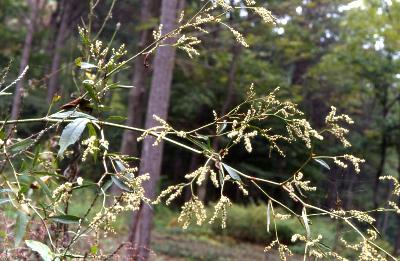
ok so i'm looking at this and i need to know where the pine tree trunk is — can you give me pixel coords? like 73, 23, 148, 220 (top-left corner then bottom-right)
393, 144, 400, 256
127, 0, 182, 259
120, 0, 154, 157
46, 0, 72, 102
10, 0, 39, 121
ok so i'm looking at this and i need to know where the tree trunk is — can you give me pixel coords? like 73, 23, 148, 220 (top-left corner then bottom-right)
120, 0, 154, 157
10, 0, 40, 122
46, 0, 72, 102
127, 0, 182, 259
393, 144, 400, 256
374, 132, 388, 213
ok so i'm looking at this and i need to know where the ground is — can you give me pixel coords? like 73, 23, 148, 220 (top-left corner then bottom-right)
149, 231, 302, 261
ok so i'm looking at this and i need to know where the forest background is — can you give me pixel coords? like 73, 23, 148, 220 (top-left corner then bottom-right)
1, 0, 400, 260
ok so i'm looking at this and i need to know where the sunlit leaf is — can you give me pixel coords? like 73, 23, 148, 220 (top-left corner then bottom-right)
58, 118, 90, 157
75, 57, 97, 70
222, 163, 242, 181
217, 121, 228, 134
25, 240, 56, 261
266, 200, 271, 233
302, 207, 310, 238
49, 111, 96, 120
314, 158, 330, 170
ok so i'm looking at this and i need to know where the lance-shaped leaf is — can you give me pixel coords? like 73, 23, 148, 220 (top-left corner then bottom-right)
15, 211, 29, 246
75, 57, 97, 70
58, 118, 90, 157
111, 175, 133, 192
222, 163, 242, 181
50, 215, 81, 224
314, 158, 330, 170
49, 111, 96, 120
266, 200, 271, 233
25, 240, 56, 261
82, 79, 99, 104
302, 207, 311, 238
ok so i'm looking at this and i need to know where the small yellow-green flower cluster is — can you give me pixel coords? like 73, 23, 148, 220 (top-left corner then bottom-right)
153, 184, 185, 205
264, 240, 293, 261
331, 209, 375, 224
325, 106, 354, 147
90, 174, 150, 233
52, 182, 73, 209
173, 35, 201, 58
209, 195, 231, 228
284, 172, 316, 200
81, 136, 109, 162
89, 40, 127, 72
340, 230, 386, 261
334, 154, 365, 173
184, 165, 219, 187
178, 197, 207, 229
137, 114, 174, 146
379, 175, 400, 196
379, 176, 400, 213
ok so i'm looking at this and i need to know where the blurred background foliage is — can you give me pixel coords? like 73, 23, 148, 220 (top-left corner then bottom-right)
1, 0, 400, 258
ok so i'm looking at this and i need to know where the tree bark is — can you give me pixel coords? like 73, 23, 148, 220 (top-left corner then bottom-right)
393, 143, 400, 255
127, 0, 182, 259
10, 0, 40, 122
120, 0, 154, 157
46, 0, 72, 102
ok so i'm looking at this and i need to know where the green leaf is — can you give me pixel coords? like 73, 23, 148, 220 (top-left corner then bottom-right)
25, 240, 55, 261
82, 80, 99, 104
111, 160, 134, 192
0, 92, 12, 96
33, 177, 52, 198
49, 111, 96, 120
50, 215, 81, 224
15, 211, 28, 246
111, 175, 133, 192
58, 118, 90, 157
87, 123, 97, 137
314, 158, 330, 170
0, 129, 5, 140
32, 146, 40, 168
106, 116, 127, 122
90, 245, 98, 255
9, 138, 33, 153
101, 179, 114, 192
221, 163, 242, 181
